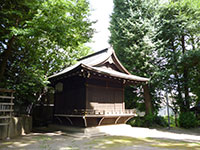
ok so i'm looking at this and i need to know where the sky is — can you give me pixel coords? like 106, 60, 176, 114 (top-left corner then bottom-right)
87, 0, 114, 52
86, 0, 169, 52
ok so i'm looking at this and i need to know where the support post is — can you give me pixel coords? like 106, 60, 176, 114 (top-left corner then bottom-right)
166, 92, 171, 129
143, 84, 152, 115
83, 116, 87, 127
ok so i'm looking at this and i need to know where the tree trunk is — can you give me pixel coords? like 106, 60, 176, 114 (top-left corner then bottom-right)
172, 41, 185, 112
143, 84, 152, 115
175, 112, 178, 127
174, 70, 186, 112
191, 35, 195, 50
181, 35, 189, 111
0, 36, 15, 83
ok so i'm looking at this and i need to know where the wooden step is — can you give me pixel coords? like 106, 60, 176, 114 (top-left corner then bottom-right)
0, 103, 14, 105
0, 96, 14, 99
0, 109, 13, 112
0, 116, 11, 119
0, 123, 9, 126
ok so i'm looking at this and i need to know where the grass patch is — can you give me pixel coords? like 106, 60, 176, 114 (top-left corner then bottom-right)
86, 136, 150, 149
148, 138, 200, 150
0, 142, 13, 149
1, 134, 199, 150
86, 136, 200, 150
33, 135, 52, 141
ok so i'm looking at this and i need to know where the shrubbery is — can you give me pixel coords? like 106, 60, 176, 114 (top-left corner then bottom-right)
128, 114, 168, 127
128, 111, 199, 128
164, 116, 177, 127
178, 112, 198, 128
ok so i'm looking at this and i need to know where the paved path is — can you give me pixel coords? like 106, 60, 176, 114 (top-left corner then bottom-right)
96, 125, 200, 142
0, 125, 200, 150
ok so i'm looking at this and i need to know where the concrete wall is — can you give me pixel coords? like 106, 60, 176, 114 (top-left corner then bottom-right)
0, 116, 32, 140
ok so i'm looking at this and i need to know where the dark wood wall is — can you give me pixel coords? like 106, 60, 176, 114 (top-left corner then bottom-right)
54, 76, 126, 114
54, 76, 86, 114
86, 78, 125, 111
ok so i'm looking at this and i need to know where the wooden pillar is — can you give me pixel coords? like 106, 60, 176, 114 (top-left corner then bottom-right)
143, 84, 152, 115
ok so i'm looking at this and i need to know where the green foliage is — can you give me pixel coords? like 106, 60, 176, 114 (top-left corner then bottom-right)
110, 0, 200, 117
180, 50, 200, 102
128, 114, 168, 127
109, 0, 160, 111
178, 112, 198, 128
154, 115, 168, 127
128, 117, 144, 127
155, 0, 200, 112
110, 0, 157, 77
144, 114, 155, 127
164, 116, 177, 127
124, 86, 146, 112
0, 0, 94, 113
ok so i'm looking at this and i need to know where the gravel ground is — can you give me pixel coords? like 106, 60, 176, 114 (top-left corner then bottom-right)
0, 125, 200, 150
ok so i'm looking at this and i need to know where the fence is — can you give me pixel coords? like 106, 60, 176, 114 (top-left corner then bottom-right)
0, 88, 15, 138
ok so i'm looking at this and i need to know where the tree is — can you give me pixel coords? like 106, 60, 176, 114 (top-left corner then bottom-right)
0, 0, 94, 112
155, 0, 200, 112
110, 0, 200, 117
181, 50, 200, 103
109, 0, 158, 113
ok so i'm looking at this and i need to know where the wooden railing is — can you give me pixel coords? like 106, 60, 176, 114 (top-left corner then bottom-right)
0, 89, 15, 126
56, 109, 137, 116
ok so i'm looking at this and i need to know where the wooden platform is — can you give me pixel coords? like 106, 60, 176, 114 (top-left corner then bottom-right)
54, 109, 136, 127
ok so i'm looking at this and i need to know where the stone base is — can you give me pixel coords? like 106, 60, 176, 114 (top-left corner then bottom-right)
0, 116, 32, 140
48, 124, 132, 137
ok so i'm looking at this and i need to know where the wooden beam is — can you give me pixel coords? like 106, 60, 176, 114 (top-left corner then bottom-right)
0, 89, 15, 93
54, 114, 135, 117
0, 96, 15, 99
0, 103, 14, 105
0, 123, 9, 126
86, 84, 123, 90
64, 116, 73, 125
115, 116, 121, 124
0, 116, 11, 119
0, 109, 14, 112
83, 116, 87, 127
98, 117, 105, 126
124, 116, 134, 124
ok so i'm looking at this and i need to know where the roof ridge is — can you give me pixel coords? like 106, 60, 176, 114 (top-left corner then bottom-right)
78, 48, 108, 61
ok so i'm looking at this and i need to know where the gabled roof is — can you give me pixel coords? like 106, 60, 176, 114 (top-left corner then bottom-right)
49, 47, 149, 83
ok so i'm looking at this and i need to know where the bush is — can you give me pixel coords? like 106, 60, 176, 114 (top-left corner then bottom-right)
164, 116, 176, 127
128, 116, 144, 127
154, 115, 168, 127
178, 112, 198, 128
128, 114, 168, 127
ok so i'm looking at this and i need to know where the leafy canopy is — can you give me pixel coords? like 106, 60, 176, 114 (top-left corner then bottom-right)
0, 0, 94, 110
109, 0, 200, 115
109, 0, 158, 112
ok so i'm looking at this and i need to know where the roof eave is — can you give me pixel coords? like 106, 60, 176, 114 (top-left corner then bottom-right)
81, 64, 149, 83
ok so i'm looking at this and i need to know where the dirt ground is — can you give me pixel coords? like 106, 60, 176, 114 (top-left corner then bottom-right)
0, 125, 200, 150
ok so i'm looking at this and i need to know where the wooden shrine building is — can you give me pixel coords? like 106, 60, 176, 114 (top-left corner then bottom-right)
49, 47, 150, 127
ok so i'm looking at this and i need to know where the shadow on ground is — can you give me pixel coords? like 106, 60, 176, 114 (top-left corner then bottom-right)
0, 126, 200, 150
